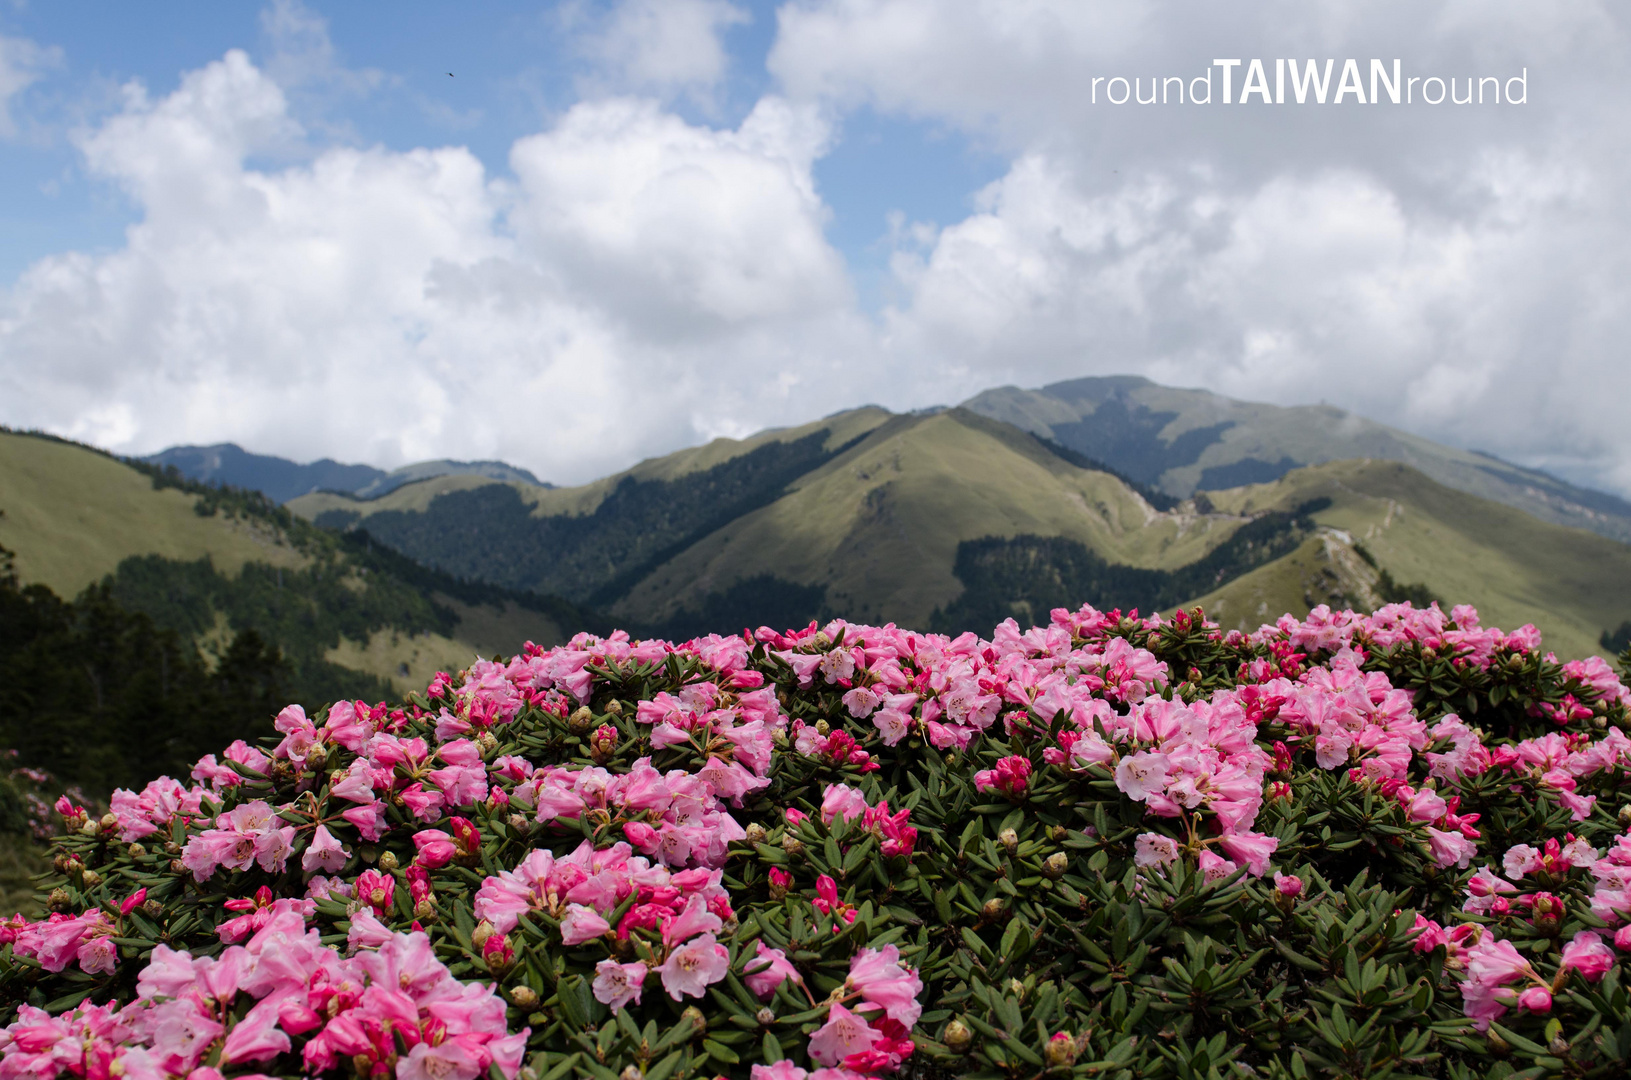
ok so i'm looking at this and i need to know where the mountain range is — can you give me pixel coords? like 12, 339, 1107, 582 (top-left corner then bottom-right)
145, 443, 548, 504
7, 375, 1629, 681
962, 376, 1631, 544
271, 379, 1631, 661
0, 428, 588, 708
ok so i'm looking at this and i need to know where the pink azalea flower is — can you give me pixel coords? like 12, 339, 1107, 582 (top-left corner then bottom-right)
1134, 833, 1181, 868
398, 1038, 482, 1080
743, 941, 803, 999
412, 829, 457, 870
1113, 751, 1169, 802
820, 784, 870, 825
592, 960, 648, 1009
1559, 930, 1617, 982
301, 824, 351, 874
845, 944, 923, 1028
1424, 827, 1477, 870
807, 1002, 883, 1066
974, 755, 1032, 798
1517, 986, 1552, 1013
750, 1064, 809, 1080
1217, 832, 1279, 878
656, 932, 729, 1000
559, 905, 611, 946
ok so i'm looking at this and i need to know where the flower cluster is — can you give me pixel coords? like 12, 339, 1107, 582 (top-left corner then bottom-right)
5, 597, 1631, 1079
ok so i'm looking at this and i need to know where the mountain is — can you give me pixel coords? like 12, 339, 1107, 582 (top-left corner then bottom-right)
145, 443, 548, 503
961, 375, 1631, 544
284, 404, 1631, 661
0, 429, 591, 707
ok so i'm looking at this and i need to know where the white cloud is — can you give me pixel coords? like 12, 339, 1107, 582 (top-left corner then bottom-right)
577, 0, 751, 105
508, 95, 846, 333
0, 33, 62, 137
0, 49, 870, 484
763, 0, 1631, 494
7, 0, 1631, 505
869, 148, 1631, 493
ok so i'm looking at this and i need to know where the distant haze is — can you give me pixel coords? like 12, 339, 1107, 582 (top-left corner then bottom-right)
1, 2, 1628, 497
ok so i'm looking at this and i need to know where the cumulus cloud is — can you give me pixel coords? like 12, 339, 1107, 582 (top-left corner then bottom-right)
0, 33, 62, 138
768, 0, 1631, 494
5, 0, 1631, 500
0, 48, 871, 483
576, 0, 751, 105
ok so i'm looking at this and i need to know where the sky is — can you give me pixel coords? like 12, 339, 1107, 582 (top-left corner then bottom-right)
1, 2, 1628, 496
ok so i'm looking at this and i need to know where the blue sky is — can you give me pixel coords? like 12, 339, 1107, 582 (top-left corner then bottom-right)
2, 1, 1628, 497
0, 2, 1002, 296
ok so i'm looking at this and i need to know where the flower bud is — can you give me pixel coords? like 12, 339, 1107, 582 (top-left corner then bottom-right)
414, 899, 435, 919
509, 985, 539, 1009
1007, 977, 1026, 1001
47, 887, 71, 912
782, 835, 805, 858
998, 828, 1019, 855
170, 859, 187, 876
604, 700, 623, 716
142, 899, 165, 919
982, 897, 1006, 921
100, 812, 118, 831
620, 1068, 643, 1080
80, 869, 101, 888
475, 731, 499, 756
744, 823, 767, 844
471, 920, 496, 947
80, 820, 99, 837
756, 1008, 775, 1026
128, 843, 147, 859
589, 724, 619, 763
1045, 1032, 1080, 1068
815, 719, 830, 737
1042, 852, 1068, 879
377, 850, 399, 871
942, 1019, 973, 1054
304, 745, 327, 772
1048, 825, 1068, 842
509, 813, 529, 833
681, 1005, 707, 1036
164, 841, 181, 856
354, 1054, 375, 1075
1618, 804, 1631, 829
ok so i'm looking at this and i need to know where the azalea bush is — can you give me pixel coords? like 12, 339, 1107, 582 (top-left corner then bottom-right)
5, 599, 1631, 1079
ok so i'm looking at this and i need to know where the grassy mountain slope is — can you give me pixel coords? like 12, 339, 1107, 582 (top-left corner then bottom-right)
0, 431, 304, 598
286, 408, 897, 607
288, 406, 893, 524
963, 376, 1631, 543
1188, 460, 1631, 660
609, 409, 1244, 629
0, 431, 585, 700
278, 402, 1631, 661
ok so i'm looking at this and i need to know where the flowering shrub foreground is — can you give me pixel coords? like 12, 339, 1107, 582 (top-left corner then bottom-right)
4, 600, 1631, 1079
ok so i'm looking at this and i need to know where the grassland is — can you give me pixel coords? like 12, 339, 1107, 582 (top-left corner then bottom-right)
1193, 460, 1631, 660
610, 409, 1247, 628
0, 433, 574, 702
0, 431, 306, 598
